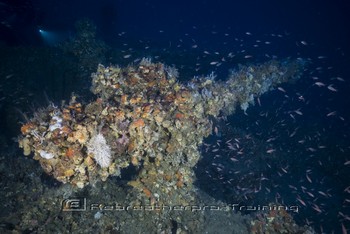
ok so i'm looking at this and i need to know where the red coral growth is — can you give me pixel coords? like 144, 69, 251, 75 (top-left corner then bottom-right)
20, 122, 36, 135
175, 112, 184, 119
65, 148, 75, 158
143, 187, 152, 198
130, 119, 145, 128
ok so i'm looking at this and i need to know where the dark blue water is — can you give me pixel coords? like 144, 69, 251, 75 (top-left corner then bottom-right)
1, 0, 349, 233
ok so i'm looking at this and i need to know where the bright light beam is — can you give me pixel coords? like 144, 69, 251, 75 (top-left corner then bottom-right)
38, 28, 71, 46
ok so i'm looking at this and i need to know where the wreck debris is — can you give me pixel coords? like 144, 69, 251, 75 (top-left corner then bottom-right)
18, 58, 305, 204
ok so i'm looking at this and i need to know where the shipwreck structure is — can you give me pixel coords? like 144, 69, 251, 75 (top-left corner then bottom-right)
19, 58, 305, 206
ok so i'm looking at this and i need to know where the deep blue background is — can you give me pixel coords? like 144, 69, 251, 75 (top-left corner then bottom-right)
2, 0, 350, 83
1, 0, 349, 53
1, 0, 350, 233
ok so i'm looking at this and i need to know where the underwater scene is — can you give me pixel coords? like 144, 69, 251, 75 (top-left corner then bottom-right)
0, 0, 349, 233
